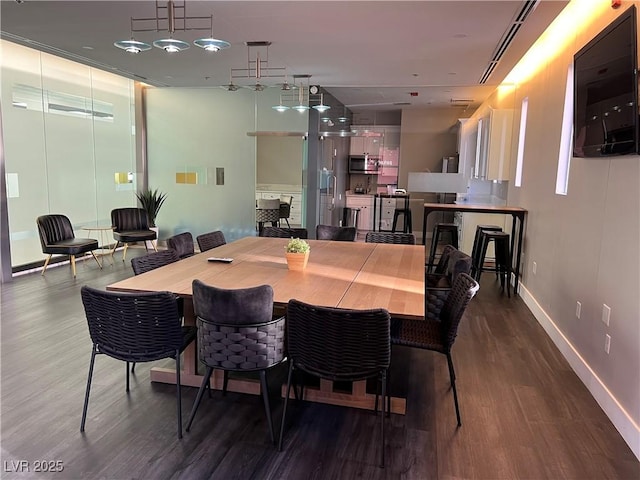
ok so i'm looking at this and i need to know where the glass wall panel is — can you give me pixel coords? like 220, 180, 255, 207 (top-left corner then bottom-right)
0, 40, 136, 268
145, 87, 308, 242
1, 42, 49, 266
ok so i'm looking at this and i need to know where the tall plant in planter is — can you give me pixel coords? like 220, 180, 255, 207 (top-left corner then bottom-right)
136, 188, 167, 228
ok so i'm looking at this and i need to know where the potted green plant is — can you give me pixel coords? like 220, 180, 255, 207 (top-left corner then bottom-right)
285, 238, 310, 271
136, 188, 167, 228
136, 188, 167, 249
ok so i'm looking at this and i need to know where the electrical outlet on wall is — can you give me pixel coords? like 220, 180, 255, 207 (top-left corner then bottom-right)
532, 261, 537, 275
605, 334, 611, 354
576, 301, 581, 319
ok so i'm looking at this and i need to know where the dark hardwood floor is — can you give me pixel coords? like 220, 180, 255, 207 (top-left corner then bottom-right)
1, 247, 638, 479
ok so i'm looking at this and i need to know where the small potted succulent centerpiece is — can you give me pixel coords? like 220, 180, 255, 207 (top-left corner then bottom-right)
136, 188, 167, 249
285, 238, 311, 271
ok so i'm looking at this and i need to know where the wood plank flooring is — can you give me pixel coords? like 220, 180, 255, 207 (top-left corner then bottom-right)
1, 248, 638, 479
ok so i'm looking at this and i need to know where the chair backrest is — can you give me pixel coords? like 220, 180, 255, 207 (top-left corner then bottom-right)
440, 273, 479, 349
196, 230, 226, 252
111, 208, 150, 232
257, 198, 281, 210
191, 279, 284, 370
365, 232, 416, 244
434, 244, 457, 274
279, 195, 293, 205
36, 214, 75, 248
445, 249, 472, 282
166, 232, 195, 259
286, 299, 390, 381
315, 224, 357, 242
131, 249, 180, 275
260, 227, 309, 239
80, 285, 183, 362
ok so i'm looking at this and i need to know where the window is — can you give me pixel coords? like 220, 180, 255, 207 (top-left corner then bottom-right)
556, 65, 573, 195
514, 97, 528, 187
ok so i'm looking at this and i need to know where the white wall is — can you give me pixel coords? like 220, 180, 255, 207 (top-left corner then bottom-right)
472, 1, 639, 458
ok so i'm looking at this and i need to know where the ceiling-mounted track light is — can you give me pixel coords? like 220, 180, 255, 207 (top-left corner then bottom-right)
114, 1, 229, 55
229, 41, 287, 90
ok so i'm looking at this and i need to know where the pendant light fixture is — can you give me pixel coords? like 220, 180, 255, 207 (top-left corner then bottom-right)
292, 74, 310, 113
114, 1, 229, 55
312, 94, 331, 113
272, 94, 290, 112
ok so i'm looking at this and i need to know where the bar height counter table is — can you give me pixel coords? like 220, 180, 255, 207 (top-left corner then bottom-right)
421, 203, 527, 294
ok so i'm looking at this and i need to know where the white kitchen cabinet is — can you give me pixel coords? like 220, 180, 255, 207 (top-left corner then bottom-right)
474, 109, 514, 181
346, 195, 374, 231
377, 197, 396, 231
350, 135, 383, 157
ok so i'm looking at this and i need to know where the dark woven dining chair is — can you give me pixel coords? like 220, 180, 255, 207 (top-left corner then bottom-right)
433, 244, 457, 274
425, 248, 473, 321
186, 280, 286, 444
365, 232, 416, 245
129, 249, 182, 374
391, 273, 479, 426
196, 230, 226, 252
80, 286, 197, 439
315, 224, 357, 241
131, 249, 180, 275
260, 226, 309, 239
278, 299, 390, 467
166, 231, 195, 259
110, 207, 157, 261
36, 214, 102, 277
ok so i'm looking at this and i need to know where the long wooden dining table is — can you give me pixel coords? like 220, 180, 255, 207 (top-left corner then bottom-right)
107, 236, 425, 414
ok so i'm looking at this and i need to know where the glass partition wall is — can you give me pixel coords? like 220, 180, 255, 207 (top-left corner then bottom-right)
0, 40, 310, 278
0, 40, 137, 272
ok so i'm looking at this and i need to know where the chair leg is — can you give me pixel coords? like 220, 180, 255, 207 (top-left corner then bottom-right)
186, 366, 214, 432
122, 243, 129, 262
222, 370, 229, 396
126, 362, 130, 392
70, 255, 77, 278
175, 349, 183, 439
259, 370, 276, 444
285, 218, 290, 228
80, 346, 97, 432
380, 369, 387, 468
131, 363, 136, 373
90, 251, 103, 269
41, 254, 52, 275
278, 361, 295, 451
446, 353, 462, 427
110, 241, 120, 259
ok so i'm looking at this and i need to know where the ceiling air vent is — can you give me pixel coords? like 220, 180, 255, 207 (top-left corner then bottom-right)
450, 99, 473, 108
478, 0, 540, 84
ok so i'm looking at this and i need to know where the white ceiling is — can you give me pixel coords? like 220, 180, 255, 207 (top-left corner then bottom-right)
0, 0, 568, 113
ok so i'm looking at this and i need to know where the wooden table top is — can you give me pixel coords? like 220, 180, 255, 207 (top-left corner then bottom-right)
107, 236, 425, 319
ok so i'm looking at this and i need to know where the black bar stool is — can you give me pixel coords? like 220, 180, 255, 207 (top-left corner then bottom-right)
470, 224, 503, 279
427, 223, 459, 272
392, 208, 412, 233
476, 230, 511, 297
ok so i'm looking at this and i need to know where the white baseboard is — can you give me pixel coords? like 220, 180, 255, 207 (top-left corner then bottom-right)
519, 284, 640, 461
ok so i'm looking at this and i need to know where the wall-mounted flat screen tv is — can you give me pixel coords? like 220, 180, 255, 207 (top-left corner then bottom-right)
573, 5, 638, 157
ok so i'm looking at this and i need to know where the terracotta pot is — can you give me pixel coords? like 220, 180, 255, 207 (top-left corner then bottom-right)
286, 251, 309, 271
